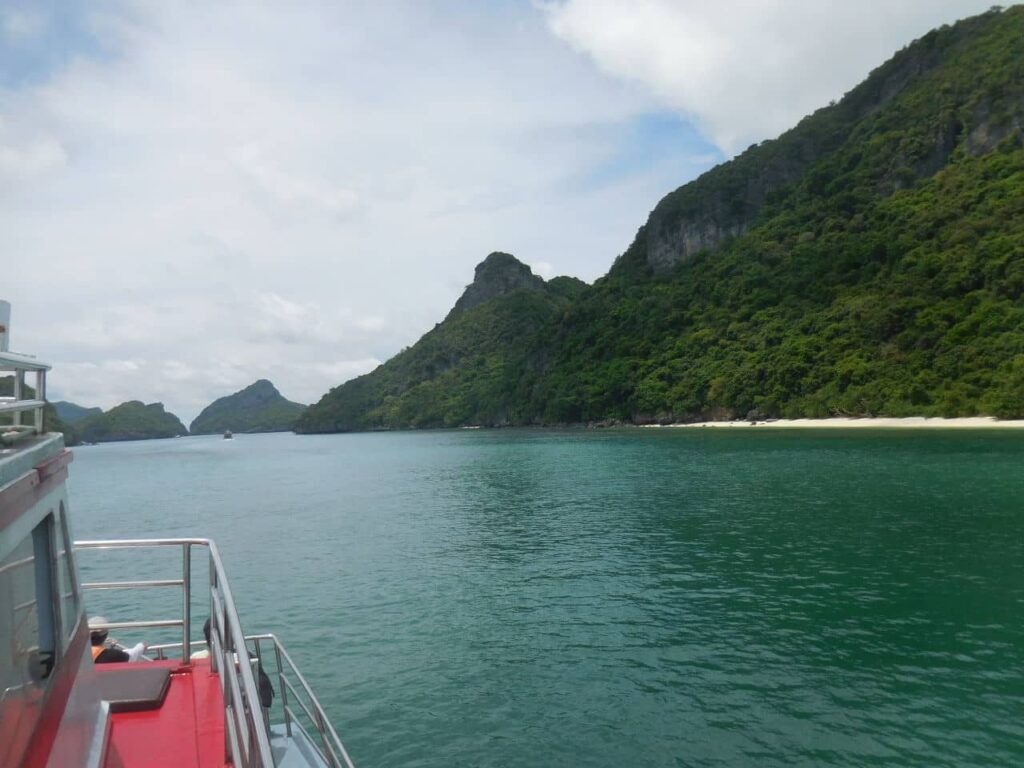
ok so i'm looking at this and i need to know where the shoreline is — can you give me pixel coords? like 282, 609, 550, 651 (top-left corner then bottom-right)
642, 417, 1024, 430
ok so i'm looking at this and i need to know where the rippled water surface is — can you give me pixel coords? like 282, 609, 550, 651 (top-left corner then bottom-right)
70, 429, 1024, 767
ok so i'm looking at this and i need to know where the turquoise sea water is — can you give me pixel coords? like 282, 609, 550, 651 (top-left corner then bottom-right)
69, 429, 1024, 767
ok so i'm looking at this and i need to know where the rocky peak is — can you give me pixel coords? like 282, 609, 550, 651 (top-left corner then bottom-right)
188, 379, 305, 434
446, 252, 545, 320
240, 379, 280, 403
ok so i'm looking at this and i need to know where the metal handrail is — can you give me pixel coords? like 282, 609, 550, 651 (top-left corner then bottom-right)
247, 633, 356, 768
82, 578, 184, 590
0, 350, 49, 435
0, 350, 51, 372
75, 538, 276, 768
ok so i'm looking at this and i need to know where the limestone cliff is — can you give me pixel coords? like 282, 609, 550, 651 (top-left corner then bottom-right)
638, 9, 1021, 273
445, 252, 546, 321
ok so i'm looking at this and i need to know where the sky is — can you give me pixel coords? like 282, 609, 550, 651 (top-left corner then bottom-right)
1, 0, 998, 423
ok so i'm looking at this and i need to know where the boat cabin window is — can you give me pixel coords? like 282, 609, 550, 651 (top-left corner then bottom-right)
0, 515, 60, 767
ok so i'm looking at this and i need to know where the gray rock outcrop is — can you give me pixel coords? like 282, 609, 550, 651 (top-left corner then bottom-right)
445, 252, 545, 320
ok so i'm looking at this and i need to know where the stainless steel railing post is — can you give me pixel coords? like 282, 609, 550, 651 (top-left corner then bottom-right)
182, 542, 192, 664
35, 370, 45, 433
39, 370, 45, 432
1, 346, 52, 432
274, 640, 292, 737
209, 550, 218, 673
208, 540, 274, 766
12, 369, 22, 426
250, 632, 355, 768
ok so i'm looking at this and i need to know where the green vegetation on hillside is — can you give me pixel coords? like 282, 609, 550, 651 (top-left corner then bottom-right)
190, 380, 306, 434
538, 146, 1024, 422
297, 269, 584, 431
298, 7, 1024, 432
78, 401, 188, 443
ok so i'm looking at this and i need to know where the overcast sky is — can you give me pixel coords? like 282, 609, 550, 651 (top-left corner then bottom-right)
1, 0, 996, 423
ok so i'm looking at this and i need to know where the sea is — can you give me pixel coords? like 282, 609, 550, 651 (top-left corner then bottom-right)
69, 428, 1024, 767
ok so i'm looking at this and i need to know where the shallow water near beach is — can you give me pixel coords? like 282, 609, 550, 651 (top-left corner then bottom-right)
69, 428, 1024, 767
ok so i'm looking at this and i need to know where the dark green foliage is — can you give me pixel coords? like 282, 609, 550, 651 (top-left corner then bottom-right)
535, 145, 1024, 422
545, 276, 589, 301
190, 380, 306, 434
77, 401, 188, 443
297, 285, 575, 431
299, 7, 1024, 431
47, 406, 79, 445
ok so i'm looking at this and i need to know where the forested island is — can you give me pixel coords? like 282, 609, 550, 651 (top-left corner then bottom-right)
25, 380, 303, 444
76, 401, 188, 443
190, 380, 306, 434
3, 377, 194, 446
296, 8, 1024, 433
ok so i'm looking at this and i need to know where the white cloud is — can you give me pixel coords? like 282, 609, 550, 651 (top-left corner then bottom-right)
4, 1, 672, 421
30, 291, 387, 417
0, 135, 66, 178
230, 143, 359, 218
540, 0, 998, 154
531, 261, 556, 279
56, 355, 381, 421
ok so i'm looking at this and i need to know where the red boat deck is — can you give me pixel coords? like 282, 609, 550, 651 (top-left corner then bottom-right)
103, 659, 227, 768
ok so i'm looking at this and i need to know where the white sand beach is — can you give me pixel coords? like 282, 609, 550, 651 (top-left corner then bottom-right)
646, 417, 1024, 429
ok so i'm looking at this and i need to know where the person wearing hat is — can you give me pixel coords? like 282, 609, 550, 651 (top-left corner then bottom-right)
89, 616, 147, 663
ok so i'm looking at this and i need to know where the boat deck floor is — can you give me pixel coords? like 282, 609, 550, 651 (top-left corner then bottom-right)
103, 658, 227, 768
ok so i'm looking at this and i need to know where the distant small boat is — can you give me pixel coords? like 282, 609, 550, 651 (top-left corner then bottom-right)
223, 429, 233, 439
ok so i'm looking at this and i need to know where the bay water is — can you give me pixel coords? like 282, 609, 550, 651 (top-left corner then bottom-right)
69, 429, 1024, 767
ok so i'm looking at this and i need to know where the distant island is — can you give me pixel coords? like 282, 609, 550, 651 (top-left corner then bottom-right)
19, 381, 306, 444
297, 7, 1024, 433
77, 401, 188, 443
4, 378, 194, 445
53, 401, 103, 424
190, 379, 306, 434
8, 380, 305, 445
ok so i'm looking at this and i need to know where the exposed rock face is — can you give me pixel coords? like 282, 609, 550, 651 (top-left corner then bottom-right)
189, 379, 306, 434
644, 147, 824, 273
641, 10, 1014, 273
646, 215, 750, 273
445, 252, 545, 320
965, 95, 1024, 156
